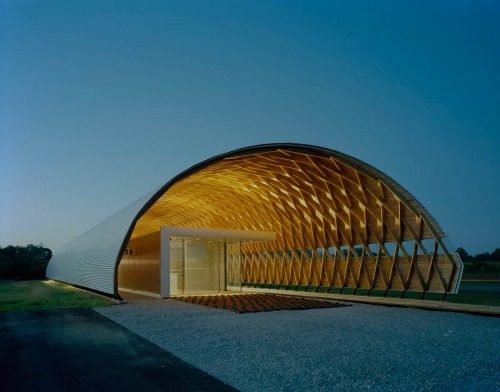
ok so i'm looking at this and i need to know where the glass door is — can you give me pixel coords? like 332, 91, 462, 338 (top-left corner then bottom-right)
184, 238, 222, 294
169, 236, 242, 295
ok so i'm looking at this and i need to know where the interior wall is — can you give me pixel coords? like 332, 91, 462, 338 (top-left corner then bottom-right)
118, 231, 160, 295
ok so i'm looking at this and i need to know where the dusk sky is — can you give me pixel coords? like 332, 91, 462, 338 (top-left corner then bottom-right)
1, 1, 499, 255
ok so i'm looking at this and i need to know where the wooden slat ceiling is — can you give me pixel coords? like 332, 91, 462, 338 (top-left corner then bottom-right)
131, 149, 441, 250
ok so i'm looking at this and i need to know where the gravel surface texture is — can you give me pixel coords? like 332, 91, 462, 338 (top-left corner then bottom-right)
96, 296, 499, 391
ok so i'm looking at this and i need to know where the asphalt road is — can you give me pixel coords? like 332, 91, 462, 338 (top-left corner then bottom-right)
0, 308, 237, 392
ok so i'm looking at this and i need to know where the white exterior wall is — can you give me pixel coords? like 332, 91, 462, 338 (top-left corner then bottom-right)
46, 189, 158, 295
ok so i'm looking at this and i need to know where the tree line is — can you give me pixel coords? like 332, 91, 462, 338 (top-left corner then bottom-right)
457, 247, 500, 277
0, 244, 52, 280
456, 247, 500, 263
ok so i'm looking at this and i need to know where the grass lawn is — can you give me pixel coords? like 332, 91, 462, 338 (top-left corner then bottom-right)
459, 279, 500, 286
0, 279, 115, 311
445, 280, 500, 306
445, 291, 500, 306
369, 288, 500, 307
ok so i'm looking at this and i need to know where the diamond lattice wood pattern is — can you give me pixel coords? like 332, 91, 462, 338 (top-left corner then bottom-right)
127, 147, 462, 294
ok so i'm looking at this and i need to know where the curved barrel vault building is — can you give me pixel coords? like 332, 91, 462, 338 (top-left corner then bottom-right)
46, 143, 463, 299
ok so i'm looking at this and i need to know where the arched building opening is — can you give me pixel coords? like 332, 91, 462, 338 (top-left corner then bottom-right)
47, 144, 463, 299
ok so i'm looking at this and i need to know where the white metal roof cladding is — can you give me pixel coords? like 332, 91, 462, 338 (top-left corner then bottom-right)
46, 188, 159, 295
46, 143, 459, 296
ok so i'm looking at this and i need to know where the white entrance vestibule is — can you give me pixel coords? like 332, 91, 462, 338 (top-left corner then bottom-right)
160, 226, 276, 298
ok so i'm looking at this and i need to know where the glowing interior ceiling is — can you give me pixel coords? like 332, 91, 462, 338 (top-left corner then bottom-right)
130, 148, 444, 252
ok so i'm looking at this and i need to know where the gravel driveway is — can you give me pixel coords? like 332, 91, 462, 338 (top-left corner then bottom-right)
96, 296, 499, 391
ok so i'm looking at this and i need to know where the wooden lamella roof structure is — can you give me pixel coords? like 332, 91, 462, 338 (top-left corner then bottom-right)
47, 144, 462, 297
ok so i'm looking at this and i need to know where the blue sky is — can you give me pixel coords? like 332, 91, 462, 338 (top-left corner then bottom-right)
1, 0, 499, 255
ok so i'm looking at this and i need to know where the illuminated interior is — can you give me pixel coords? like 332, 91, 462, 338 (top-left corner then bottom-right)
117, 146, 463, 298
